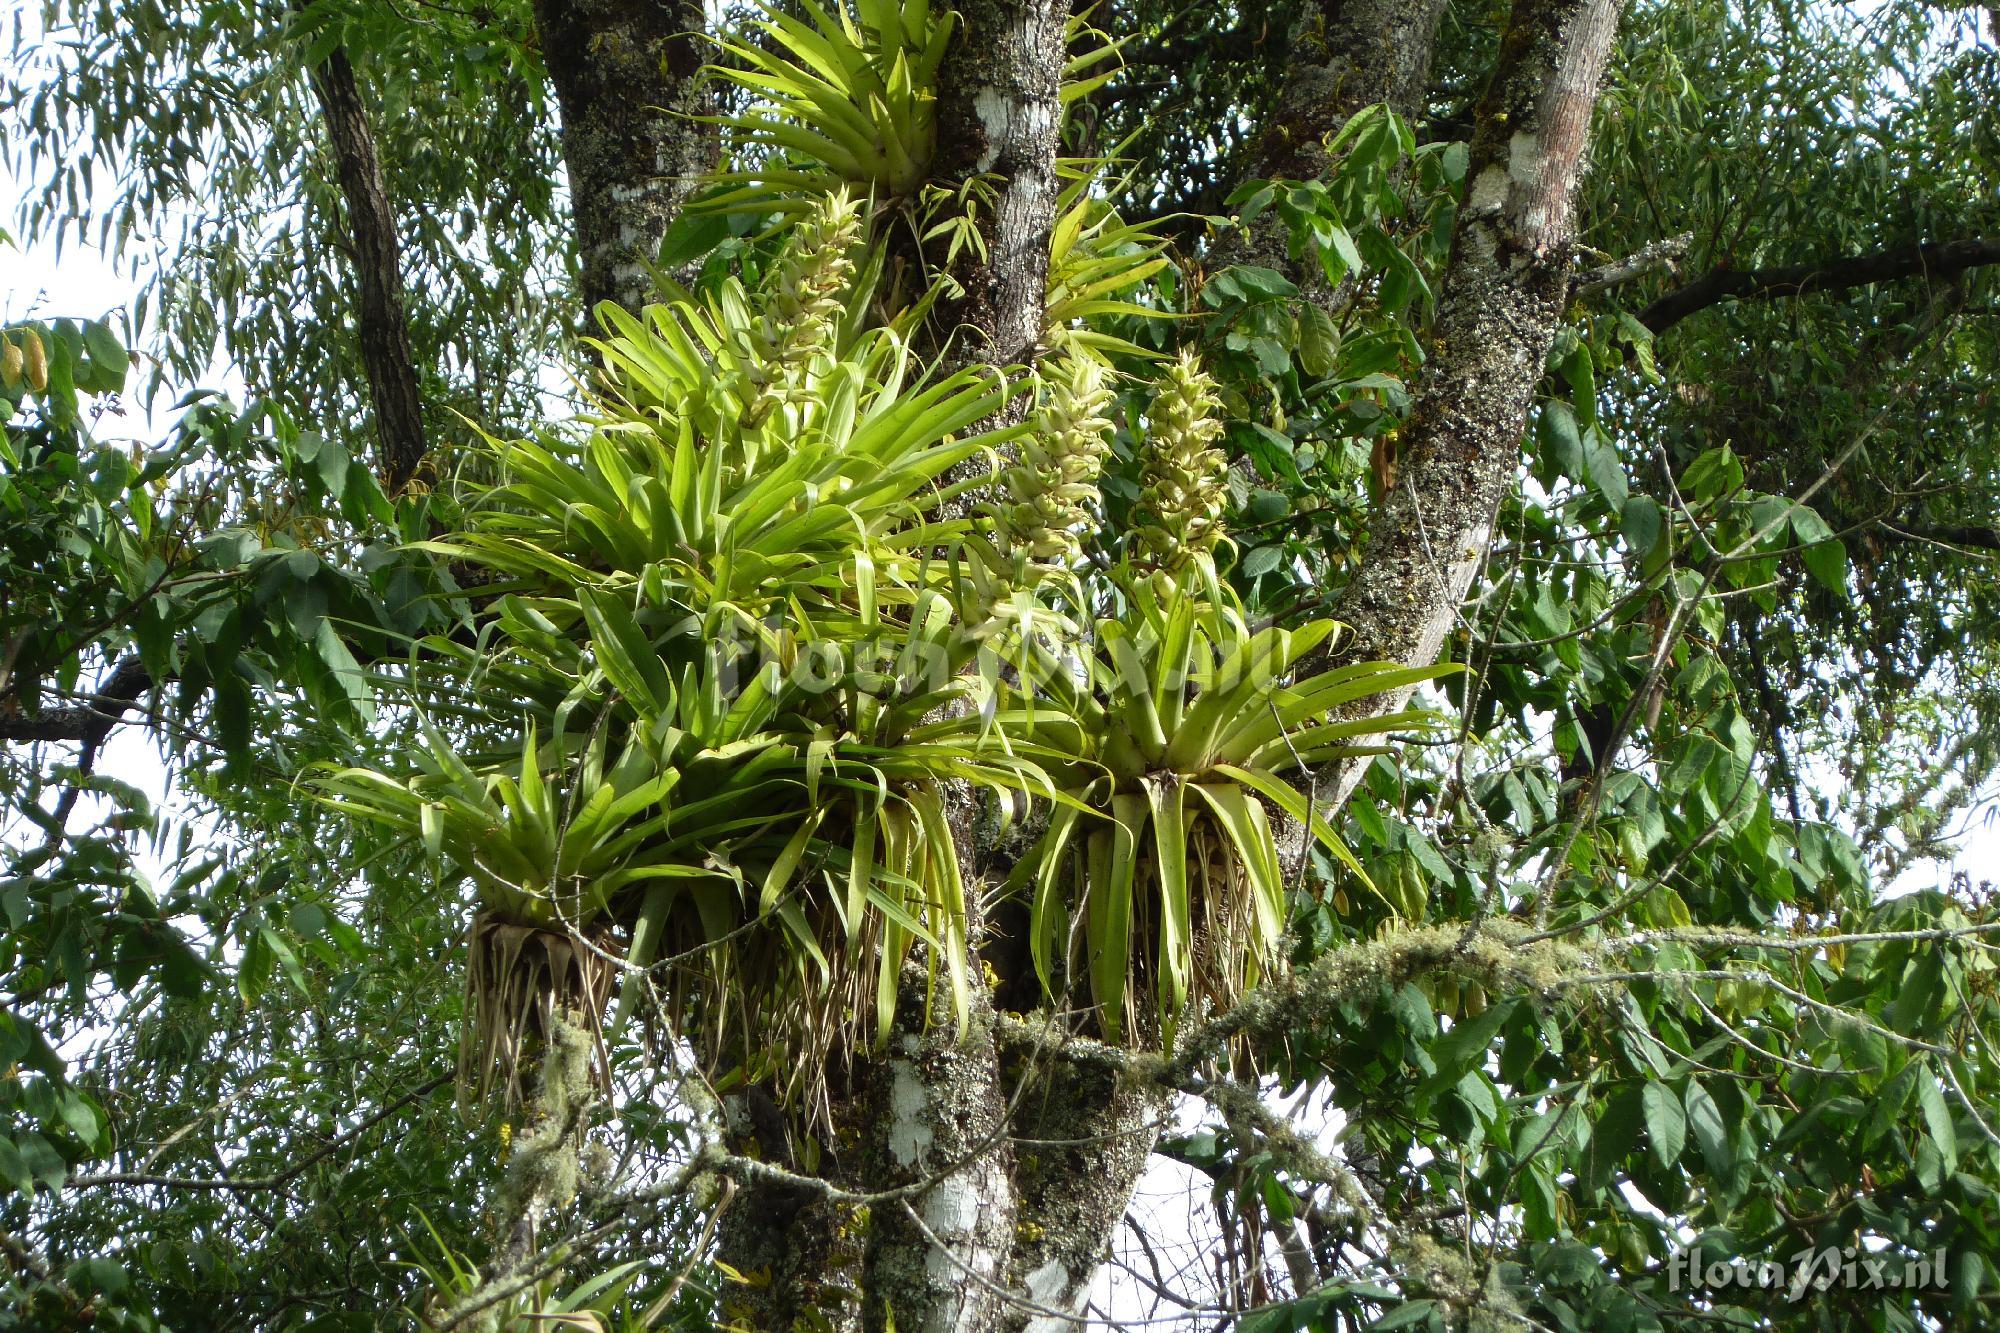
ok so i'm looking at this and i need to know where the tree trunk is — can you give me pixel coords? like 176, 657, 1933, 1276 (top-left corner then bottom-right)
532, 0, 714, 317
712, 1144, 858, 1329
651, 5, 1091, 1321
857, 943, 1019, 1333
1316, 0, 1628, 811
300, 26, 430, 492
526, 0, 1635, 1320
1000, 1053, 1166, 1330
930, 0, 1072, 369
1214, 0, 1451, 286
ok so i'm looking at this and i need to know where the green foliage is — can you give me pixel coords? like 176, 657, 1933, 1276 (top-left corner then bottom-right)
702, 0, 953, 206
1043, 172, 1176, 354
0, 309, 438, 1219
316, 189, 1437, 1122
9, 0, 2000, 1325
316, 201, 1051, 1114
1006, 571, 1455, 1039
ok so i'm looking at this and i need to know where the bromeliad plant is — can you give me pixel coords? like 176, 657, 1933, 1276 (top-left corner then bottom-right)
703, 0, 952, 207
319, 182, 1447, 1132
318, 193, 1053, 1119
976, 329, 1454, 1046
1001, 567, 1457, 1043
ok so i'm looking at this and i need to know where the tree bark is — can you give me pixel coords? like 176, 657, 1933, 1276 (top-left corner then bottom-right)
1214, 0, 1451, 282
1313, 0, 1629, 813
532, 0, 714, 317
1000, 1051, 1166, 1330
1638, 235, 2000, 334
300, 30, 430, 493
712, 1139, 857, 1329
930, 0, 1072, 368
859, 950, 1019, 1333
522, 0, 1619, 1321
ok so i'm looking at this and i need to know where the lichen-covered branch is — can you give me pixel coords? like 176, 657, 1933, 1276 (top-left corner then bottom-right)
1317, 0, 1627, 810
1001, 1052, 1166, 1330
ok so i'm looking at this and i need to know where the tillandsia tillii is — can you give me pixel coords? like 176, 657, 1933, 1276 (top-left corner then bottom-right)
1135, 350, 1229, 569
318, 234, 1049, 1130
998, 572, 1462, 1044
315, 111, 1447, 1139
739, 188, 864, 428
1000, 351, 1116, 566
702, 0, 953, 206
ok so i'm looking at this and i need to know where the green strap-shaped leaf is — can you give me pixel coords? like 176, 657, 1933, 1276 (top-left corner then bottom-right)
1190, 783, 1285, 949
1212, 762, 1377, 895
1145, 778, 1192, 1035
579, 586, 672, 714
1087, 795, 1146, 1041
605, 881, 676, 1042
759, 807, 825, 915
912, 790, 972, 1038
1030, 802, 1083, 998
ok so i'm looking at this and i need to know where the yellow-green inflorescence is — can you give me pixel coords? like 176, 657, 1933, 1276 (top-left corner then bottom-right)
1135, 349, 1228, 568
740, 188, 864, 426
1001, 351, 1117, 567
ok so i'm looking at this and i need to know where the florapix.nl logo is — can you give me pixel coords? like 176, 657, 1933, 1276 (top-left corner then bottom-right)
1667, 1242, 1949, 1302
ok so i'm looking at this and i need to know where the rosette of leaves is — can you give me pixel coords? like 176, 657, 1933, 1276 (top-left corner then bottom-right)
1134, 350, 1230, 569
703, 0, 952, 207
317, 214, 1057, 1120
1000, 573, 1459, 1042
442, 197, 1029, 625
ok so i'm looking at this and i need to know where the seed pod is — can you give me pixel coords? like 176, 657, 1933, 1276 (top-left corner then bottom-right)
1135, 350, 1227, 568
1387, 851, 1428, 920
20, 329, 48, 393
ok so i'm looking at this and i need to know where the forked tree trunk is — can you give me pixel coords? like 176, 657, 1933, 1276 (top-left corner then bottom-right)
532, 0, 1629, 1321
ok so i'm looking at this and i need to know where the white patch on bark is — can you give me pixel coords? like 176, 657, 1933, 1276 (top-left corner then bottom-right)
1507, 130, 1542, 185
887, 1059, 934, 1167
611, 260, 648, 292
1468, 163, 1511, 211
1021, 1258, 1080, 1331
972, 87, 1013, 171
919, 1178, 985, 1288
